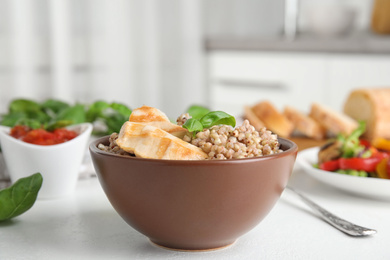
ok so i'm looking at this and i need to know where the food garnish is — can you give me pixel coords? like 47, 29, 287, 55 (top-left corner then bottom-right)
186, 105, 210, 120
182, 111, 236, 136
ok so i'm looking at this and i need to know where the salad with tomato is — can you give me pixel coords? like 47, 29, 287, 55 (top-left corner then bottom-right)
317, 122, 390, 180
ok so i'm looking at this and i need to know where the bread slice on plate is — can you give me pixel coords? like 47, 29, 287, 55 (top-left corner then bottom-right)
129, 105, 188, 138
344, 88, 390, 141
309, 102, 358, 136
252, 101, 294, 137
116, 121, 207, 160
243, 106, 265, 131
283, 106, 326, 140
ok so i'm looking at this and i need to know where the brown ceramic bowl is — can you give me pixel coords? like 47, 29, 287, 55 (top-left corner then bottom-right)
89, 136, 297, 251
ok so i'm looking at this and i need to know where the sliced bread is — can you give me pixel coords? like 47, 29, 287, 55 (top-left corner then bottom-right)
344, 88, 390, 141
252, 101, 294, 137
309, 102, 358, 136
283, 105, 326, 140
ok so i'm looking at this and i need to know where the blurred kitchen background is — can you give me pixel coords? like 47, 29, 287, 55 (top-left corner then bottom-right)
0, 0, 389, 118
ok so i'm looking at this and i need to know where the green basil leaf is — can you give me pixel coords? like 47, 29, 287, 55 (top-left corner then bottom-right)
7, 99, 50, 124
86, 101, 110, 122
200, 111, 236, 129
0, 173, 43, 222
55, 104, 86, 125
14, 118, 42, 129
187, 105, 210, 120
104, 112, 128, 134
45, 120, 74, 131
0, 112, 28, 127
41, 99, 70, 114
110, 102, 132, 118
26, 110, 51, 124
182, 118, 204, 133
85, 102, 131, 135
9, 99, 41, 114
3, 100, 50, 127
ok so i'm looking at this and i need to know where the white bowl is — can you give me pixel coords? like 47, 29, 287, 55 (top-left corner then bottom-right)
305, 4, 356, 37
0, 123, 93, 199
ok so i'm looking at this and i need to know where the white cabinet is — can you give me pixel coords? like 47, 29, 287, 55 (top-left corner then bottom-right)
328, 55, 390, 110
207, 51, 390, 117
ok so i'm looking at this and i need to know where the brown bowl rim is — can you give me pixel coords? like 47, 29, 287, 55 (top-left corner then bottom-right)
89, 136, 297, 164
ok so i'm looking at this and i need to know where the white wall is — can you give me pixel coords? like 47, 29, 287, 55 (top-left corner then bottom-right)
0, 0, 378, 117
0, 0, 205, 119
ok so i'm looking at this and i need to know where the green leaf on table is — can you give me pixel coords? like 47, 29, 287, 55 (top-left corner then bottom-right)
0, 173, 43, 222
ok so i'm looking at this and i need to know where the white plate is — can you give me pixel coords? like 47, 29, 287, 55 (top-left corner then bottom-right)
297, 147, 390, 200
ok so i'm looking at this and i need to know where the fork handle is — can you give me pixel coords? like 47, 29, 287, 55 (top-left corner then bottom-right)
286, 186, 377, 237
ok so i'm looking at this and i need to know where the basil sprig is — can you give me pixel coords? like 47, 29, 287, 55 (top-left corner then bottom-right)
183, 111, 236, 135
187, 105, 210, 120
0, 173, 43, 222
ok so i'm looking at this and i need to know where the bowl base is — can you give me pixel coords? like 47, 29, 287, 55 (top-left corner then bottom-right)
150, 240, 235, 252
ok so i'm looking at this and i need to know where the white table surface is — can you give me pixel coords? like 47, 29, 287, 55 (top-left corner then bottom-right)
1, 164, 390, 260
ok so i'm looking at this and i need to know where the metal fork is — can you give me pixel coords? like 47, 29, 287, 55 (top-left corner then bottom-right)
286, 186, 377, 237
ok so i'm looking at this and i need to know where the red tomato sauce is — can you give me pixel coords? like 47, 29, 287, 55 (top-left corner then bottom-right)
10, 125, 78, 145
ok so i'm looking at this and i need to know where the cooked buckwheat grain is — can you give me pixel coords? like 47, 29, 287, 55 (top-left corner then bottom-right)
182, 119, 281, 159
